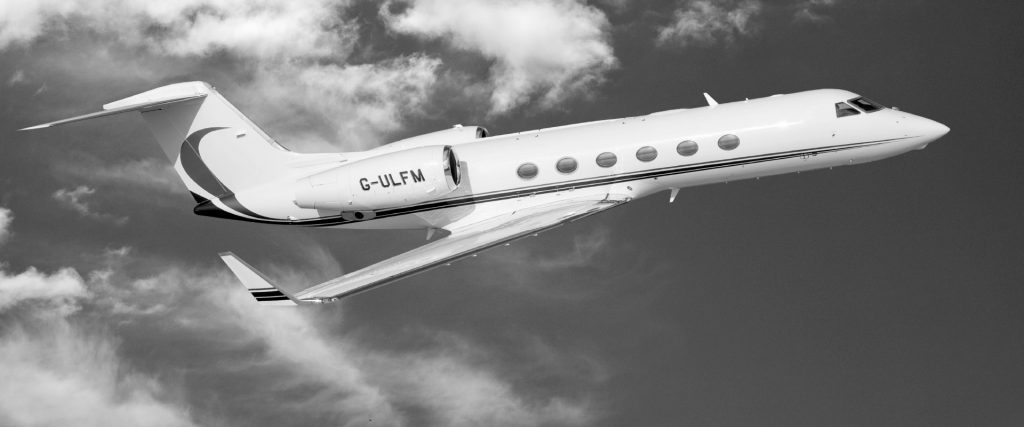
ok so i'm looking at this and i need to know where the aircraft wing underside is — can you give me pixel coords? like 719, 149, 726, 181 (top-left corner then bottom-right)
221, 192, 629, 304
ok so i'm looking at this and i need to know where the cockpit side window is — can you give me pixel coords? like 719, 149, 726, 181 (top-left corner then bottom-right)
849, 97, 885, 113
835, 102, 860, 118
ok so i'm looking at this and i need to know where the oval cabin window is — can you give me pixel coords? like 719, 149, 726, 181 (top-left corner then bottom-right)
595, 152, 617, 168
517, 163, 539, 179
556, 157, 578, 174
718, 134, 740, 151
676, 140, 699, 156
636, 146, 658, 162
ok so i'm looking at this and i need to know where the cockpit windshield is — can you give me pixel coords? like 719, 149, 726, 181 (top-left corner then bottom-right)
849, 97, 885, 113
835, 102, 860, 118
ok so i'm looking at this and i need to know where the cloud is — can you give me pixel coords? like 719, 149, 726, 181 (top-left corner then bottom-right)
57, 158, 183, 195
243, 55, 444, 151
213, 292, 595, 425
474, 226, 620, 300
381, 0, 617, 114
0, 273, 197, 427
7, 69, 25, 86
2, 0, 447, 150
0, 246, 196, 426
657, 0, 763, 47
92, 248, 598, 426
368, 340, 593, 426
0, 322, 199, 427
0, 0, 355, 59
793, 0, 841, 23
0, 266, 87, 313
502, 226, 612, 272
52, 185, 128, 225
209, 265, 595, 425
0, 206, 11, 244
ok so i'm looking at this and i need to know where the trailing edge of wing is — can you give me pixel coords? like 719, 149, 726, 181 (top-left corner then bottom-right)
20, 92, 207, 130
219, 252, 299, 306
290, 193, 629, 303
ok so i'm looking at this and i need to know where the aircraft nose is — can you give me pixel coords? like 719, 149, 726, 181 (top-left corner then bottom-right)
914, 116, 950, 140
928, 119, 950, 138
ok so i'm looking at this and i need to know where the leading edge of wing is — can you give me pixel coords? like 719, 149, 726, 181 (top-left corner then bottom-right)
289, 194, 629, 303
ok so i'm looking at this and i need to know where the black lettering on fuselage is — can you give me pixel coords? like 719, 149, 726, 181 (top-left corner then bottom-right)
359, 169, 426, 191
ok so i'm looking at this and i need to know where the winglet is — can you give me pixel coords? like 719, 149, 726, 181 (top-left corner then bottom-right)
219, 252, 299, 306
703, 92, 719, 107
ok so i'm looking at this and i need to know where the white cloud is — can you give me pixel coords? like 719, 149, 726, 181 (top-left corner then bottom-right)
244, 55, 444, 151
793, 0, 840, 23
7, 69, 26, 86
0, 215, 599, 426
0, 0, 355, 60
53, 185, 128, 225
499, 226, 612, 271
0, 266, 87, 313
0, 256, 197, 426
53, 184, 95, 215
58, 158, 183, 195
214, 291, 594, 425
476, 227, 618, 300
656, 0, 763, 47
2, 0, 448, 150
0, 300, 197, 427
111, 252, 598, 425
381, 0, 617, 114
0, 206, 11, 244
369, 341, 593, 426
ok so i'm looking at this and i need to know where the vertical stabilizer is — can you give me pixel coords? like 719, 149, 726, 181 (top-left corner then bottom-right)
129, 82, 295, 202
22, 81, 298, 206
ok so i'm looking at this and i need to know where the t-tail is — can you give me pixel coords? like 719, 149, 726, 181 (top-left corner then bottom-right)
22, 81, 299, 222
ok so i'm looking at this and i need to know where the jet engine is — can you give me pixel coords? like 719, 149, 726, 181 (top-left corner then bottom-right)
368, 125, 487, 155
294, 145, 461, 217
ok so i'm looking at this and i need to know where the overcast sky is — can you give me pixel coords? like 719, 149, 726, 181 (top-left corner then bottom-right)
1, 0, 1023, 426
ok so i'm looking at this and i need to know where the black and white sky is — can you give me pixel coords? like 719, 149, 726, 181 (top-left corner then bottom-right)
1, 0, 1023, 425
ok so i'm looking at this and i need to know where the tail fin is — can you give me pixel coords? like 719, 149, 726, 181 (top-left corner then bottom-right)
219, 252, 299, 306
22, 81, 295, 206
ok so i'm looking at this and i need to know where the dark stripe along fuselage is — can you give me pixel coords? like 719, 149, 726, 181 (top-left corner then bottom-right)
197, 137, 907, 227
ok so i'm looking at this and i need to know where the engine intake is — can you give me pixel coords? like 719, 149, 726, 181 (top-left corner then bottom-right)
295, 145, 461, 213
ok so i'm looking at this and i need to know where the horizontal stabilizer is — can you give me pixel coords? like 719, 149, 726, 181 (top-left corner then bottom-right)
20, 82, 209, 130
219, 252, 298, 306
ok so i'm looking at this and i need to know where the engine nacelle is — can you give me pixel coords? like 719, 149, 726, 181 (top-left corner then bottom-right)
295, 145, 461, 215
368, 125, 487, 155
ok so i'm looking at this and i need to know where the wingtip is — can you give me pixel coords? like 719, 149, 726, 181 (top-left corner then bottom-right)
218, 252, 300, 306
19, 124, 49, 131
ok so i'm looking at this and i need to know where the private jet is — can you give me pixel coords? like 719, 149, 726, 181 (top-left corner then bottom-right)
23, 82, 949, 305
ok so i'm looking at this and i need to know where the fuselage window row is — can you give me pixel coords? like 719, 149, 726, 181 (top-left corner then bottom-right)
516, 135, 743, 180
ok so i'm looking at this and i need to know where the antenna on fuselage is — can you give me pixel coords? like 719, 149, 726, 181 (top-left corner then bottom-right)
703, 92, 719, 107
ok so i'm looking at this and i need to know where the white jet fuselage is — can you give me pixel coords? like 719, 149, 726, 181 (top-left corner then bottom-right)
318, 88, 947, 230
25, 83, 950, 303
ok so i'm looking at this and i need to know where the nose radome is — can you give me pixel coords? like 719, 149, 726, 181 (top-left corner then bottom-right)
909, 115, 950, 141
928, 119, 950, 138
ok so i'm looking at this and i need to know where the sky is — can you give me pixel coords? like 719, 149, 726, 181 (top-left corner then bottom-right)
1, 0, 1023, 426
